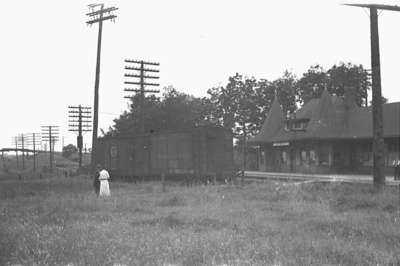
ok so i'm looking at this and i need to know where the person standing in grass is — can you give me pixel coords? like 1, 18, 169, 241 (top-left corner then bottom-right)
395, 159, 400, 181
98, 166, 111, 197
93, 165, 101, 197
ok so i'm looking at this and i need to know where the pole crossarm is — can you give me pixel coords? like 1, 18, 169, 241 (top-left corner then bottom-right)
86, 7, 118, 17
69, 109, 91, 112
125, 66, 160, 73
69, 115, 92, 118
87, 15, 117, 25
343, 3, 400, 12
69, 126, 92, 129
124, 81, 160, 86
69, 105, 91, 108
124, 88, 160, 93
41, 125, 59, 127
124, 74, 160, 79
68, 121, 92, 124
125, 59, 160, 66
69, 124, 91, 127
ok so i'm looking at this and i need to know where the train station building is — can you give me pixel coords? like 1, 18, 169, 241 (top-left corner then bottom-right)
249, 89, 400, 174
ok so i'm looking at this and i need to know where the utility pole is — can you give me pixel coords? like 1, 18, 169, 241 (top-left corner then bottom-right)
1, 151, 4, 169
12, 137, 19, 169
68, 105, 92, 168
25, 133, 41, 172
242, 124, 247, 185
41, 126, 59, 173
17, 134, 26, 170
86, 4, 117, 169
124, 59, 160, 134
344, 4, 400, 188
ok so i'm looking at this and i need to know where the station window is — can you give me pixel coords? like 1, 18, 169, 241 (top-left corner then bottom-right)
295, 151, 301, 166
290, 119, 309, 131
310, 150, 316, 164
319, 147, 329, 165
261, 151, 266, 165
301, 150, 307, 163
293, 121, 303, 130
281, 151, 288, 164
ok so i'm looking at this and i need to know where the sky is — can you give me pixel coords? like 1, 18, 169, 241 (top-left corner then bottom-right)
1, 0, 400, 151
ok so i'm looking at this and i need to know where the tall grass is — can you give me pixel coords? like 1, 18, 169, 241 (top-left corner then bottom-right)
1, 177, 399, 265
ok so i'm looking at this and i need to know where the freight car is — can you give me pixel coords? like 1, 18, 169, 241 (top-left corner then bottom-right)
95, 126, 234, 182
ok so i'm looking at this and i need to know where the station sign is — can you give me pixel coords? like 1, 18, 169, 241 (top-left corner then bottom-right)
272, 142, 290, 147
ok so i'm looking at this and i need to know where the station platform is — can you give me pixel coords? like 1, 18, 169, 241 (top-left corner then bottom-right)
244, 171, 400, 186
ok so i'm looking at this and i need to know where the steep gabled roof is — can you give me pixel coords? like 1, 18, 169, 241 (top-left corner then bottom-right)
306, 88, 341, 138
294, 98, 318, 119
249, 91, 400, 144
250, 95, 285, 143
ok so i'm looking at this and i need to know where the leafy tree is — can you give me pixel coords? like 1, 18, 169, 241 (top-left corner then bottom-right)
327, 63, 370, 107
208, 71, 297, 139
158, 86, 216, 131
254, 78, 274, 129
62, 144, 77, 158
107, 94, 161, 136
270, 71, 297, 115
297, 63, 370, 106
207, 73, 260, 138
107, 86, 215, 136
296, 65, 328, 105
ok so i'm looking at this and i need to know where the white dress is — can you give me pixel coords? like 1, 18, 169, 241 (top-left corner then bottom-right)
99, 169, 110, 197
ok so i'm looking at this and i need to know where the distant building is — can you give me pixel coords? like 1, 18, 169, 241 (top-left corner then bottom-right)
249, 89, 400, 174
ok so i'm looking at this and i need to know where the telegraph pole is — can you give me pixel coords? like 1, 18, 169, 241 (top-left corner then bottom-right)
12, 137, 19, 169
86, 4, 117, 169
17, 134, 26, 170
124, 59, 160, 134
1, 151, 4, 169
68, 105, 92, 168
344, 4, 400, 187
41, 126, 59, 173
25, 133, 41, 172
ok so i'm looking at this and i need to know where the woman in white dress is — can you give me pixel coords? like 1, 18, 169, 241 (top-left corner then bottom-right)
99, 167, 111, 197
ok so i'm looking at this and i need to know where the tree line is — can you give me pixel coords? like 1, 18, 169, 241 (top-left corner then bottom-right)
106, 62, 373, 141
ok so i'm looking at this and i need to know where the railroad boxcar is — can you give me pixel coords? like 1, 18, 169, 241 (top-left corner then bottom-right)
95, 126, 234, 182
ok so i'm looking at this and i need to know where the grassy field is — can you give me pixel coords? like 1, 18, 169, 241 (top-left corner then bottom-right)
0, 152, 91, 176
1, 175, 400, 266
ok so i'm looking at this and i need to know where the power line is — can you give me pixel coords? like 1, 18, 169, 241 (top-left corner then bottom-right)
124, 59, 160, 134
41, 126, 59, 173
68, 105, 92, 168
11, 136, 19, 169
24, 133, 41, 172
86, 3, 118, 170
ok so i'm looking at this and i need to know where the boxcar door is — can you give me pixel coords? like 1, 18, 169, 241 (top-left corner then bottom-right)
132, 136, 151, 177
